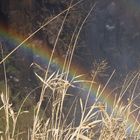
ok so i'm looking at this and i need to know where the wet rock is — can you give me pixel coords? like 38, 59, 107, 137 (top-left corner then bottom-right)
86, 0, 140, 80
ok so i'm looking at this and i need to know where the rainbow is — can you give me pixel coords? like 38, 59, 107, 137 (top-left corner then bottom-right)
0, 25, 140, 135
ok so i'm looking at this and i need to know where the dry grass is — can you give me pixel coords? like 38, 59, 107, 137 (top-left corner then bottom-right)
0, 67, 140, 140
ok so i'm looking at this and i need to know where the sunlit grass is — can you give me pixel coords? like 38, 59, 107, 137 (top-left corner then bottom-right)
0, 69, 140, 139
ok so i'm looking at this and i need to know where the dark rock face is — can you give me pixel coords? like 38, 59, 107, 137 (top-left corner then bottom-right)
0, 0, 38, 104
0, 1, 8, 77
86, 1, 140, 78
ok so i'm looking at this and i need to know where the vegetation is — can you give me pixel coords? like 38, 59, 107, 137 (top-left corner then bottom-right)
0, 57, 140, 140
0, 1, 140, 140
